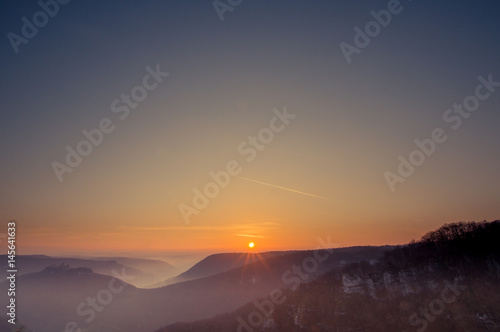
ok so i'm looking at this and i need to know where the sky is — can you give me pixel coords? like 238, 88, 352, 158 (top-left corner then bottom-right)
1, 0, 499, 256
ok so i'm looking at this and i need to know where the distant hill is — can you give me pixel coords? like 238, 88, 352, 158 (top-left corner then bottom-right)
0, 263, 146, 332
1, 246, 388, 331
151, 247, 391, 288
88, 256, 179, 287
157, 220, 500, 332
149, 252, 284, 287
0, 255, 170, 287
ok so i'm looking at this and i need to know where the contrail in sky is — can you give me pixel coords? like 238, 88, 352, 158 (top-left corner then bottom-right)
235, 234, 265, 238
236, 176, 331, 201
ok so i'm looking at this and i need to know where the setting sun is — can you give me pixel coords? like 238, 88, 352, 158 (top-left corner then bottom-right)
248, 242, 255, 248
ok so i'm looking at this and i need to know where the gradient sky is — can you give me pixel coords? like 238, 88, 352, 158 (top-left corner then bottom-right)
1, 0, 499, 255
